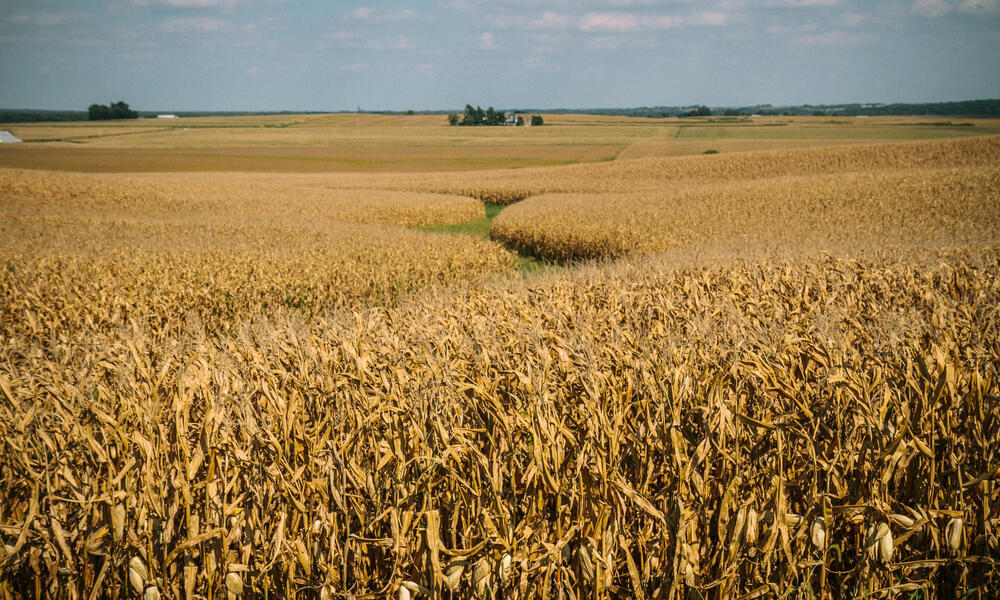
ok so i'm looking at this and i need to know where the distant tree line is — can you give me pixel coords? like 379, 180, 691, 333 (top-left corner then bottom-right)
88, 101, 139, 121
448, 105, 540, 126
0, 109, 88, 123
502, 99, 1000, 118
838, 99, 1000, 117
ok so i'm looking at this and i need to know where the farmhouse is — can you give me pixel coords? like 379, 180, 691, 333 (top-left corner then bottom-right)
157, 114, 178, 119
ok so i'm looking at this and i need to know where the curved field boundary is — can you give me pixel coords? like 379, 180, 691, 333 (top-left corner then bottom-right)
489, 165, 1000, 262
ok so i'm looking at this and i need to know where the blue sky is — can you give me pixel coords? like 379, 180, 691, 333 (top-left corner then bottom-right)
1, 0, 998, 111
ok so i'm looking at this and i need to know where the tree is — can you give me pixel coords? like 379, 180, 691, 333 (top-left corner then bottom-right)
485, 107, 506, 126
89, 100, 138, 121
448, 113, 460, 126
461, 104, 476, 126
530, 115, 544, 126
456, 104, 512, 126
683, 106, 711, 117
461, 104, 488, 126
88, 104, 111, 120
515, 115, 524, 126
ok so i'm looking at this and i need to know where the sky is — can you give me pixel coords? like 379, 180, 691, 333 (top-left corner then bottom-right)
1, 0, 998, 112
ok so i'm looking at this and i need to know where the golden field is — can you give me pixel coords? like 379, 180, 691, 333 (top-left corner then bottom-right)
2, 113, 999, 172
1, 115, 998, 599
491, 165, 1000, 260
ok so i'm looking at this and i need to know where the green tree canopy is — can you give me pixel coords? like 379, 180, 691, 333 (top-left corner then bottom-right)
88, 101, 138, 121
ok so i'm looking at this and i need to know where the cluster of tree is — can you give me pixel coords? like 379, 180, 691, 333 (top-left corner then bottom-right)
447, 105, 541, 126
449, 105, 508, 126
682, 106, 712, 117
87, 101, 139, 121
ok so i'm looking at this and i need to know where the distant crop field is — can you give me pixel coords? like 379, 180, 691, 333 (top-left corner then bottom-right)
1, 114, 998, 599
2, 113, 999, 172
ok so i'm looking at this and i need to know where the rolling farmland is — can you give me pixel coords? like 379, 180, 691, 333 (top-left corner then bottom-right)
0, 115, 998, 599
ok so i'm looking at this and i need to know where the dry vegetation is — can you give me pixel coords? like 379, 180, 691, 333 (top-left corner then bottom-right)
491, 165, 1000, 261
2, 249, 997, 599
382, 135, 1000, 204
0, 168, 517, 334
1, 117, 998, 599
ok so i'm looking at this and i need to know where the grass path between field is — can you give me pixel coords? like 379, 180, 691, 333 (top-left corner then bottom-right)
417, 203, 552, 275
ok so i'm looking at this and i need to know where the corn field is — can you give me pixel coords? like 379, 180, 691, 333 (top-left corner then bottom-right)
2, 249, 998, 598
1, 133, 999, 598
491, 166, 1000, 261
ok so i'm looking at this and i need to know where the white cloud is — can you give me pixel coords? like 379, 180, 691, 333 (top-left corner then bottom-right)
686, 11, 729, 26
320, 31, 416, 51
340, 63, 369, 72
346, 7, 418, 22
438, 0, 484, 11
122, 51, 164, 61
574, 10, 729, 32
841, 11, 865, 26
525, 8, 731, 33
722, 0, 839, 6
791, 30, 871, 44
159, 17, 233, 33
475, 31, 501, 49
134, 0, 238, 8
34, 13, 77, 26
6, 12, 79, 26
368, 36, 417, 51
958, 0, 999, 12
322, 31, 357, 42
531, 11, 574, 30
766, 0, 841, 6
912, 0, 953, 17
522, 56, 562, 71
579, 12, 640, 32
